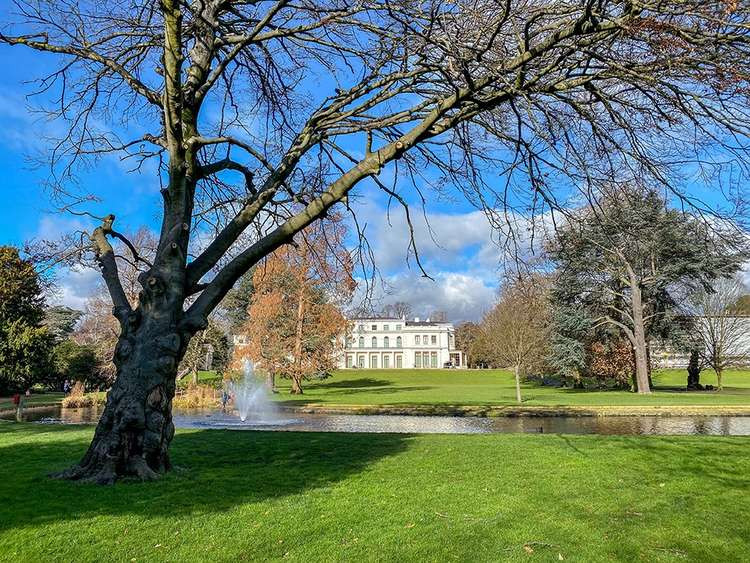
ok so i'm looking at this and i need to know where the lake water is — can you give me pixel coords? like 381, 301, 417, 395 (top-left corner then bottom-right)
4, 406, 750, 435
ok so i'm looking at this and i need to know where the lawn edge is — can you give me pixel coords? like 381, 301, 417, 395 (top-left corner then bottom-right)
277, 403, 750, 417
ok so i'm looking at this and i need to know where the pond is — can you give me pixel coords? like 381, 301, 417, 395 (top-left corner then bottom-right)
4, 406, 750, 435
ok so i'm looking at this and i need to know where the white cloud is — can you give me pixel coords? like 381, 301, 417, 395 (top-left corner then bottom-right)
359, 203, 500, 272
350, 199, 555, 321
358, 271, 497, 323
49, 265, 101, 311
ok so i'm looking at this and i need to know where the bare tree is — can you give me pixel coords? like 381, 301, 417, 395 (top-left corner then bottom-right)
382, 301, 413, 319
480, 276, 551, 403
429, 310, 448, 323
3, 1, 750, 482
687, 277, 750, 391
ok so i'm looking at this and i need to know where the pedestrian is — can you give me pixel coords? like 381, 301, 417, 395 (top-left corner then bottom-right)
63, 380, 70, 395
221, 388, 230, 413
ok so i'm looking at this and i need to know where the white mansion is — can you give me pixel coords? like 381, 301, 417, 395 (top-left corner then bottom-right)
338, 317, 465, 369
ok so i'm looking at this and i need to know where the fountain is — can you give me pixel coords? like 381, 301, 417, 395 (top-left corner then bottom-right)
228, 360, 277, 422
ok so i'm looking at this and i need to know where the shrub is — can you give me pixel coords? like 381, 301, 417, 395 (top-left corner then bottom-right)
61, 392, 105, 409
173, 385, 219, 409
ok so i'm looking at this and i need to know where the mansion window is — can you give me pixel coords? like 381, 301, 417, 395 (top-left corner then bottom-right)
357, 324, 364, 331
415, 353, 421, 368
415, 335, 421, 345
370, 354, 378, 368
383, 324, 390, 331
431, 351, 438, 368
371, 324, 378, 331
396, 324, 402, 330
383, 355, 390, 368
431, 335, 437, 345
371, 336, 377, 348
396, 355, 403, 368
384, 336, 390, 348
396, 336, 402, 348
359, 336, 365, 348
346, 355, 353, 368
358, 355, 365, 368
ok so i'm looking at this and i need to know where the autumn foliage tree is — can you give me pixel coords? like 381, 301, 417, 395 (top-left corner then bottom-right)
234, 218, 354, 394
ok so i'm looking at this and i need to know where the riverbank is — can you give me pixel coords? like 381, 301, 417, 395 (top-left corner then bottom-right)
278, 403, 750, 417
6, 369, 750, 419
0, 392, 64, 413
1, 423, 748, 561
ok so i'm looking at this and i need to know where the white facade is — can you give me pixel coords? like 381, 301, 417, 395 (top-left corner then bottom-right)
338, 317, 465, 369
654, 316, 750, 368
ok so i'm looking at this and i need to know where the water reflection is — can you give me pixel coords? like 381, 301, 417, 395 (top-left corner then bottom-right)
4, 406, 750, 436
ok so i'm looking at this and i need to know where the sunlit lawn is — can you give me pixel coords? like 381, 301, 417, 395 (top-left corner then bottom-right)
8, 370, 750, 412
269, 369, 750, 407
1, 423, 748, 562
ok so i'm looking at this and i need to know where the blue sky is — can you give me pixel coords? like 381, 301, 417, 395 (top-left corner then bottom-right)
0, 43, 505, 322
4, 33, 745, 323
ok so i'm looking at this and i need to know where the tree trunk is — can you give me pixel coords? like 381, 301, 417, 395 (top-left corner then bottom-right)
52, 307, 188, 484
291, 281, 306, 395
290, 374, 303, 395
266, 370, 277, 393
687, 350, 702, 390
630, 282, 651, 394
514, 363, 522, 404
715, 368, 723, 391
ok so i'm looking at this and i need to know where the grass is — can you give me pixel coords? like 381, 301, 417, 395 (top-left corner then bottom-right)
0, 392, 64, 412
0, 422, 748, 561
265, 368, 750, 408
7, 368, 750, 414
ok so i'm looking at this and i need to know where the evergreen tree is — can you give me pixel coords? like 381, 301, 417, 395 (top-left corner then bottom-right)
44, 306, 83, 342
0, 247, 54, 394
221, 271, 255, 332
548, 189, 746, 393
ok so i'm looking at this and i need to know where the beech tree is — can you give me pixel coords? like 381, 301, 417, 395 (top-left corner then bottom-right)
549, 189, 746, 394
3, 1, 750, 482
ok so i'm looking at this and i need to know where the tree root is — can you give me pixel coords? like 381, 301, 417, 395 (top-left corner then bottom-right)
50, 454, 167, 485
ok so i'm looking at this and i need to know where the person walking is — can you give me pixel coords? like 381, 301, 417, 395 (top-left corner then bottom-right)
221, 388, 230, 413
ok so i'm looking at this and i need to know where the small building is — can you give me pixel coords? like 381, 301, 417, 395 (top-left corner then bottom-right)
338, 317, 465, 369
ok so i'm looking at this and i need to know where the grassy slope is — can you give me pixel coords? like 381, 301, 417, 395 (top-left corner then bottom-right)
269, 369, 750, 407
0, 423, 748, 562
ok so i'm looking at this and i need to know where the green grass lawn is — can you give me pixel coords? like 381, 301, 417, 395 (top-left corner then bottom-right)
0, 423, 748, 561
0, 392, 64, 412
8, 368, 749, 413
264, 368, 750, 408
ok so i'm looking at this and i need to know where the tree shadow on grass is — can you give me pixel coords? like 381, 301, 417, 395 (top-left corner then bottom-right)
0, 424, 413, 533
609, 435, 750, 490
310, 378, 394, 389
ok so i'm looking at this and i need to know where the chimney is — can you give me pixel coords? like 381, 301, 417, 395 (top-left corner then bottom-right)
414, 317, 420, 322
